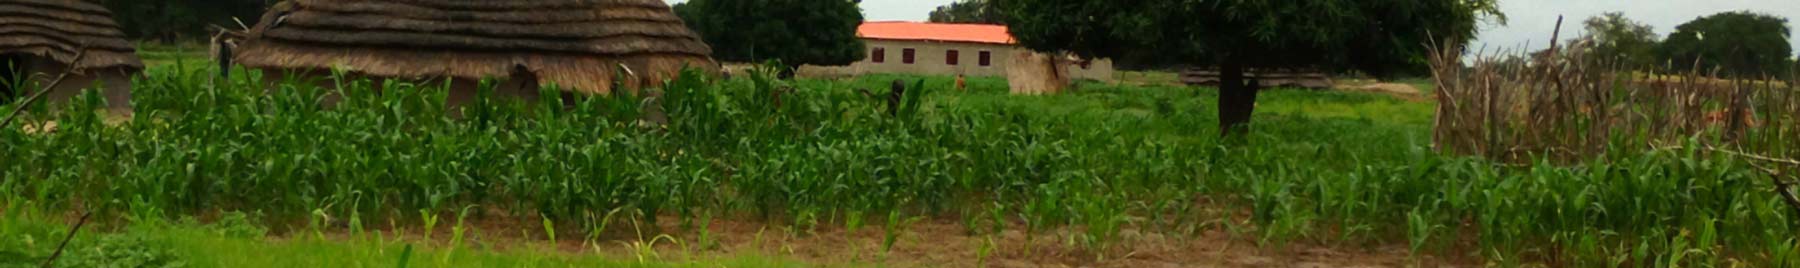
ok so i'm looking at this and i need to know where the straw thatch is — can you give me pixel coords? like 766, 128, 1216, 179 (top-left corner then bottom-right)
234, 0, 716, 94
1006, 50, 1070, 95
0, 0, 143, 71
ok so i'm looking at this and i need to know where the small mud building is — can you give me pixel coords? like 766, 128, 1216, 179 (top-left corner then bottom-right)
232, 0, 715, 106
800, 22, 1113, 95
0, 0, 142, 114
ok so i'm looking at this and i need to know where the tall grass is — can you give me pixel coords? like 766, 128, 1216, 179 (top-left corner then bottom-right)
1, 62, 1796, 266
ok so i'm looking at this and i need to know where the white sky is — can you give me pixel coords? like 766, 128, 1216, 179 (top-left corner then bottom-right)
664, 0, 1800, 57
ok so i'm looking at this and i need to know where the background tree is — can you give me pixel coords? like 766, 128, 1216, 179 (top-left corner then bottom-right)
674, 0, 865, 77
1003, 0, 1502, 135
1576, 12, 1661, 68
100, 0, 272, 43
1658, 11, 1792, 77
928, 0, 1005, 25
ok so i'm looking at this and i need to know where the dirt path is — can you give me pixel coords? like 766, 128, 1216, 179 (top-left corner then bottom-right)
1345, 83, 1423, 96
398, 212, 1472, 268
1333, 79, 1429, 101
693, 219, 1464, 267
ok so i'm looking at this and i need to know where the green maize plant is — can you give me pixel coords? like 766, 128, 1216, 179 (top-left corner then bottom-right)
1, 61, 1797, 266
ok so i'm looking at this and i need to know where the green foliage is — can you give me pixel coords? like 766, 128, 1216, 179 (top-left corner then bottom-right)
673, 0, 866, 66
1659, 11, 1794, 77
1003, 0, 1501, 132
1578, 12, 1662, 68
928, 0, 1006, 25
0, 210, 800, 267
1002, 0, 1501, 77
99, 0, 271, 42
2, 62, 1798, 266
0, 212, 186, 268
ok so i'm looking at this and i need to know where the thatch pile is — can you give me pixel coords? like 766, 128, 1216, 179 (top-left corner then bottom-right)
1005, 50, 1071, 95
234, 0, 715, 94
0, 0, 143, 71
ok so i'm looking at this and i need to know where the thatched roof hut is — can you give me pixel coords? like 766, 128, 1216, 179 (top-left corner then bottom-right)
233, 0, 716, 97
0, 0, 141, 113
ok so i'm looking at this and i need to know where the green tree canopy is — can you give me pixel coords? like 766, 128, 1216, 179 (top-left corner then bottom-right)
928, 0, 1005, 25
674, 0, 866, 74
1577, 12, 1661, 68
1003, 0, 1502, 134
1658, 11, 1792, 77
100, 0, 272, 42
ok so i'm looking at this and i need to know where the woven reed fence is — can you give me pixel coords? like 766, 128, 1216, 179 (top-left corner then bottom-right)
1427, 40, 1798, 164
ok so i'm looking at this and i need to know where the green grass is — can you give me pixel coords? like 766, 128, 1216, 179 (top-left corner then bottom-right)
135, 42, 208, 67
2, 62, 1796, 267
0, 210, 801, 267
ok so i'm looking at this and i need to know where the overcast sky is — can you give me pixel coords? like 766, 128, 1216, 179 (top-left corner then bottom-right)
664, 0, 1800, 57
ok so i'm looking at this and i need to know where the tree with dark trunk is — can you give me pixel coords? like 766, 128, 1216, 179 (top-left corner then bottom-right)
1002, 0, 1502, 136
1577, 12, 1662, 69
1658, 11, 1792, 77
674, 0, 866, 78
100, 0, 272, 42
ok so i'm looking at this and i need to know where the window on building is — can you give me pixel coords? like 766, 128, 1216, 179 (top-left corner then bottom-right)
902, 48, 916, 64
946, 50, 960, 65
978, 51, 992, 66
1079, 61, 1092, 70
871, 47, 886, 63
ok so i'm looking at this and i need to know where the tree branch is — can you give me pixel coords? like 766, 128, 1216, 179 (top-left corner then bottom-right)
1667, 143, 1800, 166
3, 47, 88, 129
41, 211, 92, 268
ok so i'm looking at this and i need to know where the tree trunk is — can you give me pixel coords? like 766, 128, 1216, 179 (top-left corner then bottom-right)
1217, 61, 1258, 137
215, 37, 234, 79
1047, 55, 1065, 94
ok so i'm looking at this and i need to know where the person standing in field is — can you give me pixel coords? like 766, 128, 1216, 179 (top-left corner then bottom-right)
955, 74, 967, 91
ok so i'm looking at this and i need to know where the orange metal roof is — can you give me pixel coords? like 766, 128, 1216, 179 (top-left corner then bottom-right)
857, 21, 1016, 45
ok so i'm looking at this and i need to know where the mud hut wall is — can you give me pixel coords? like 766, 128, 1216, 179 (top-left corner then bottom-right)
257, 68, 563, 109
11, 54, 133, 114
1067, 58, 1114, 81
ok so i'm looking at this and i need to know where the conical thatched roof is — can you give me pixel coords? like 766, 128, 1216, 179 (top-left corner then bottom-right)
235, 0, 716, 94
0, 0, 143, 71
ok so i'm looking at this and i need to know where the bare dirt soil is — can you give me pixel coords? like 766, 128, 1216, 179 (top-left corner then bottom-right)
344, 209, 1475, 268
1334, 79, 1427, 101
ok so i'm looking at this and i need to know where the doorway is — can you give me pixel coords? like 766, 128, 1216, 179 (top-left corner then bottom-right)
0, 54, 22, 105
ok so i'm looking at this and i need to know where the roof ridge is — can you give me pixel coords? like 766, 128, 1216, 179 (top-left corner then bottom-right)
857, 22, 1016, 45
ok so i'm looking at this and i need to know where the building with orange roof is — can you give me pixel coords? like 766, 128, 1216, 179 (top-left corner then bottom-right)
800, 21, 1112, 94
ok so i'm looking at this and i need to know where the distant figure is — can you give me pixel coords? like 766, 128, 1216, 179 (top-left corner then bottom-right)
955, 74, 967, 91
210, 30, 239, 79
888, 79, 906, 116
216, 40, 232, 79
